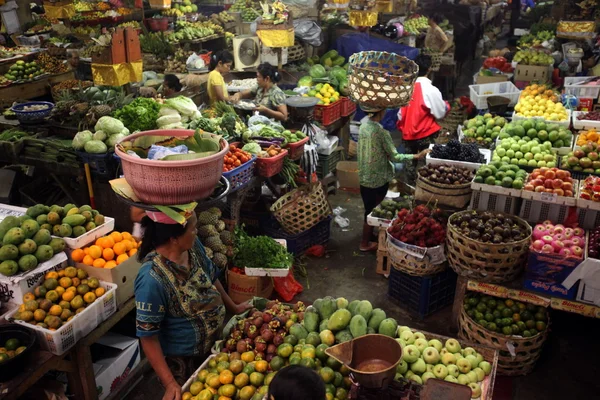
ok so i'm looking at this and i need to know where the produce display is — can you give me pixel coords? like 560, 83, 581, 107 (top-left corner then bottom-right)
504, 118, 573, 147
0, 338, 26, 363
418, 164, 474, 185
0, 214, 66, 277
587, 225, 600, 258
3, 60, 45, 83
561, 141, 600, 173
224, 144, 253, 172
370, 198, 411, 220
166, 21, 223, 43
517, 31, 555, 48
523, 168, 575, 197
576, 128, 600, 146
71, 231, 139, 268
461, 113, 506, 146
580, 175, 600, 201
37, 52, 70, 75
473, 162, 526, 189
198, 208, 232, 269
12, 267, 107, 329
230, 0, 261, 22
512, 49, 554, 66
430, 140, 486, 164
402, 15, 429, 35
256, 145, 285, 159
492, 137, 557, 168
259, 0, 289, 25
170, 0, 199, 14
481, 57, 513, 73
514, 84, 568, 121
388, 205, 446, 247
72, 116, 130, 154
0, 128, 31, 143
113, 97, 162, 133
530, 221, 585, 258
233, 230, 293, 271
463, 292, 548, 337
24, 203, 105, 238
576, 111, 600, 122
450, 210, 529, 244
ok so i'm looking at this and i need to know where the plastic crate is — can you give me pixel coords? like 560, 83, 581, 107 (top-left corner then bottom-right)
263, 215, 332, 255
572, 111, 600, 130
469, 185, 522, 215
316, 149, 342, 178
469, 81, 521, 110
256, 149, 287, 178
77, 151, 118, 180
518, 198, 574, 224
314, 101, 342, 126
341, 97, 357, 117
222, 156, 256, 192
388, 267, 457, 320
564, 76, 600, 99
53, 217, 115, 249
285, 136, 309, 160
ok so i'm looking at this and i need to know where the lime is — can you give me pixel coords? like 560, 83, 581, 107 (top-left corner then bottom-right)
5, 338, 20, 351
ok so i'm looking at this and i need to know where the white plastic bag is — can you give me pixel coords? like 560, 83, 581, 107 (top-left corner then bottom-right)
186, 53, 206, 70
333, 206, 349, 228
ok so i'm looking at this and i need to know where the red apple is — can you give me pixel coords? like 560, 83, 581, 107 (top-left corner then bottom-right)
532, 178, 544, 187
545, 179, 554, 189
552, 179, 563, 189
531, 171, 540, 179
553, 188, 565, 196
532, 239, 545, 251
562, 182, 573, 192
565, 190, 574, 197
555, 170, 567, 180
541, 244, 554, 253
571, 246, 584, 258
535, 186, 545, 192
524, 184, 535, 191
545, 170, 556, 179
540, 167, 549, 174
542, 235, 554, 244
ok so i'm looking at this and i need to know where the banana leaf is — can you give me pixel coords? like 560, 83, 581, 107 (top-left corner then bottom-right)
162, 151, 218, 160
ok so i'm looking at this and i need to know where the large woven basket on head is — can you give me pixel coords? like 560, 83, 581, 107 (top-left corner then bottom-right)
386, 232, 447, 277
348, 51, 418, 110
270, 182, 332, 235
445, 210, 531, 283
458, 306, 549, 376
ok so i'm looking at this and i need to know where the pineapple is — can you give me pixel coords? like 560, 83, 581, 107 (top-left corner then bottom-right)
198, 211, 219, 226
212, 252, 228, 269
198, 225, 218, 239
71, 102, 90, 115
90, 104, 112, 117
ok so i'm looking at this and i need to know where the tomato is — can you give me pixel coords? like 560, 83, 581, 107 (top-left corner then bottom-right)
234, 160, 241, 167
229, 144, 236, 151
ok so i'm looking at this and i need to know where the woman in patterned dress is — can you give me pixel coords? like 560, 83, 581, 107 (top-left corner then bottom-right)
134, 209, 250, 400
232, 63, 288, 121
357, 107, 430, 252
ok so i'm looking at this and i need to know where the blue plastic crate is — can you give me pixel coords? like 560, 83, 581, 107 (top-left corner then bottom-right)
222, 156, 256, 193
263, 215, 332, 255
388, 267, 457, 320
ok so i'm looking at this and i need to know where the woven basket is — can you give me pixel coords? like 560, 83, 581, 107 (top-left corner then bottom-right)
348, 51, 418, 110
414, 175, 472, 209
270, 182, 332, 235
287, 43, 305, 63
459, 306, 549, 376
424, 49, 442, 72
445, 211, 531, 283
386, 232, 447, 277
440, 108, 467, 135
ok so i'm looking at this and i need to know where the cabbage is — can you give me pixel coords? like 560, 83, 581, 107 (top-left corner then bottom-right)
157, 114, 182, 127
242, 142, 261, 155
106, 133, 126, 149
309, 65, 327, 79
121, 127, 130, 136
72, 130, 93, 150
84, 140, 108, 154
160, 123, 185, 130
95, 116, 125, 135
164, 96, 198, 117
92, 130, 107, 142
298, 76, 313, 87
159, 107, 180, 117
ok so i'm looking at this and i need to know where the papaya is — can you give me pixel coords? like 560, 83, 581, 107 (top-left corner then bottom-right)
378, 318, 398, 338
66, 208, 80, 216
347, 300, 360, 316
349, 315, 367, 338
289, 323, 308, 340
303, 309, 320, 333
62, 214, 86, 227
367, 308, 387, 330
335, 329, 353, 343
356, 300, 373, 321
327, 309, 351, 331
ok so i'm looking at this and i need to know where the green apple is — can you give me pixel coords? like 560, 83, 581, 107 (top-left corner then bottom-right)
405, 370, 415, 380
467, 370, 478, 383
515, 151, 524, 159
469, 382, 482, 398
423, 347, 441, 365
441, 352, 457, 366
473, 367, 485, 382
546, 161, 556, 168
400, 330, 415, 345
496, 148, 506, 157
537, 160, 547, 167
444, 375, 458, 383
397, 326, 411, 336
479, 361, 492, 375
413, 332, 426, 341
410, 358, 427, 375
396, 359, 408, 374
414, 338, 429, 353
402, 345, 420, 363
433, 364, 448, 379
475, 353, 484, 366
408, 374, 422, 385
426, 364, 434, 373
501, 156, 511, 163
457, 374, 470, 385
447, 364, 460, 377
511, 158, 519, 165
524, 152, 534, 160
445, 339, 461, 354
534, 153, 544, 161
422, 371, 435, 384
428, 339, 443, 353
457, 358, 471, 374
506, 149, 515, 158
465, 355, 479, 369
396, 338, 407, 349
528, 159, 538, 167
531, 146, 541, 154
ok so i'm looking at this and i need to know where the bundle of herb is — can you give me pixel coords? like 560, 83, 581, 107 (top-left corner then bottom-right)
234, 228, 293, 269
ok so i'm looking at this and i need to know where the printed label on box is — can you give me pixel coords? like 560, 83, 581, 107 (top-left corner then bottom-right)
507, 289, 551, 306
523, 278, 578, 300
540, 192, 557, 203
551, 298, 600, 318
467, 281, 510, 297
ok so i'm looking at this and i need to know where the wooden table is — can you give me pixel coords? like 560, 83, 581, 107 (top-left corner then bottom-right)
0, 71, 75, 107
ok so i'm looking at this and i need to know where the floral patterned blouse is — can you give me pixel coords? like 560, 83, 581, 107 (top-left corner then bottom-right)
358, 119, 414, 188
134, 238, 225, 356
251, 85, 286, 110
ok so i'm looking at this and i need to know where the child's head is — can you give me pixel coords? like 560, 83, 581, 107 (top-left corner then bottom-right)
267, 365, 326, 400
415, 54, 432, 77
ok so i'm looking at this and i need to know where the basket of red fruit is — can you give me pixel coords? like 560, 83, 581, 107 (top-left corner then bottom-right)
386, 205, 448, 276
577, 175, 600, 229
446, 210, 531, 283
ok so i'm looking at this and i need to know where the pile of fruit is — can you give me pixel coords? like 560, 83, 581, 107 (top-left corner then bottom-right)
24, 203, 106, 238
256, 145, 285, 159
166, 21, 222, 43
403, 15, 428, 35
460, 113, 506, 147
524, 168, 575, 197
3, 60, 44, 82
370, 198, 412, 220
473, 162, 526, 189
395, 328, 491, 395
0, 75, 12, 87
306, 83, 340, 106
197, 208, 232, 270
165, 48, 192, 73
492, 137, 557, 168
37, 52, 70, 74
517, 31, 555, 48
481, 57, 513, 73
418, 164, 474, 185
450, 211, 529, 244
514, 85, 568, 121
580, 175, 600, 201
512, 49, 554, 66
12, 267, 107, 329
463, 292, 548, 337
430, 140, 485, 164
500, 119, 572, 148
171, 0, 199, 13
71, 231, 139, 269
587, 225, 600, 258
576, 128, 600, 146
388, 205, 446, 247
162, 7, 184, 17
230, 0, 261, 22
531, 221, 585, 258
561, 142, 600, 173
224, 144, 253, 172
0, 337, 27, 363
576, 110, 600, 121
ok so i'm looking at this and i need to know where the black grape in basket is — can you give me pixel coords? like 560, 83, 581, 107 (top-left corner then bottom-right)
430, 139, 485, 163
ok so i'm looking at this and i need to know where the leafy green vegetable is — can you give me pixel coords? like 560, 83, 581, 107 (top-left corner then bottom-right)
72, 130, 93, 150
113, 98, 161, 133
95, 116, 125, 135
234, 228, 293, 269
164, 96, 200, 117
242, 142, 261, 154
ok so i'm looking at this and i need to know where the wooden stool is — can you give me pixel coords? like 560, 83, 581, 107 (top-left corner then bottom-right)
376, 228, 390, 276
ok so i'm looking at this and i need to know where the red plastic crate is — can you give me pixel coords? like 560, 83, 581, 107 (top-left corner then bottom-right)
314, 101, 342, 126
256, 149, 288, 178
285, 136, 309, 160
341, 97, 357, 117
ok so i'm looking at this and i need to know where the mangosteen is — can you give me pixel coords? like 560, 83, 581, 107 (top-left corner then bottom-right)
261, 328, 274, 342
273, 334, 284, 346
469, 219, 479, 228
255, 339, 267, 353
481, 233, 492, 242
265, 353, 274, 362
262, 312, 273, 323
237, 340, 249, 353
252, 310, 262, 319
493, 226, 504, 235
505, 218, 514, 226
253, 317, 264, 327
469, 230, 481, 240
462, 213, 472, 223
477, 222, 485, 232
502, 227, 511, 238
492, 235, 503, 244
511, 228, 521, 237
481, 212, 492, 221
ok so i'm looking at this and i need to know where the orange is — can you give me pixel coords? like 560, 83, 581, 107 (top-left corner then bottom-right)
82, 255, 94, 266
219, 370, 234, 385
55, 286, 65, 297
121, 232, 132, 241
83, 292, 96, 304
23, 293, 35, 302
129, 248, 137, 257
88, 245, 102, 260
110, 231, 123, 243
62, 291, 75, 302
64, 267, 77, 278
59, 277, 72, 288
45, 271, 58, 280
66, 286, 77, 293
49, 305, 63, 316
116, 254, 129, 265
102, 248, 115, 261
93, 258, 106, 268
95, 287, 106, 297
104, 260, 117, 269
113, 242, 126, 256
71, 249, 85, 263
123, 240, 133, 252
71, 277, 80, 287
84, 247, 90, 255
58, 270, 65, 277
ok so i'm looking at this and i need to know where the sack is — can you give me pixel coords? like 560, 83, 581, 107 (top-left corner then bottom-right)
293, 19, 322, 47
274, 268, 304, 301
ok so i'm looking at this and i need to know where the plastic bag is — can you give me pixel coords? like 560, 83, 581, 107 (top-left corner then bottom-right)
148, 144, 188, 160
293, 19, 322, 47
186, 53, 206, 70
333, 206, 349, 228
274, 268, 304, 302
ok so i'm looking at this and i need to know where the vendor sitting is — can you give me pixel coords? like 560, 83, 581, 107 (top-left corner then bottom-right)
163, 74, 182, 97
231, 63, 288, 121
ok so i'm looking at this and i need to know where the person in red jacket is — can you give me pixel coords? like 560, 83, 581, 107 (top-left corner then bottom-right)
397, 54, 450, 183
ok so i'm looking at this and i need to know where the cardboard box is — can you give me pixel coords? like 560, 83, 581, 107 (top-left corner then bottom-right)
475, 74, 510, 85
227, 269, 273, 303
514, 64, 550, 83
336, 161, 359, 190
523, 251, 583, 299
0, 252, 68, 305
92, 332, 141, 400
78, 255, 141, 308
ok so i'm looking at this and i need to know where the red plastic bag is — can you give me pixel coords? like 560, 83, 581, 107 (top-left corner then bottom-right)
274, 268, 303, 302
306, 245, 326, 257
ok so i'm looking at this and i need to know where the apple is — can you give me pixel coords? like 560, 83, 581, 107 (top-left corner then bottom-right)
426, 364, 434, 373
571, 237, 584, 247
396, 338, 407, 349
541, 244, 554, 253
444, 375, 458, 383
542, 235, 554, 244
556, 170, 567, 179
410, 358, 426, 374
473, 367, 485, 382
542, 220, 553, 226
465, 354, 479, 370
574, 149, 585, 158
535, 186, 545, 193
467, 371, 478, 384
571, 246, 584, 257
445, 338, 461, 354
422, 371, 436, 384
400, 330, 415, 345
532, 240, 545, 251
462, 347, 477, 357
564, 228, 574, 238
475, 353, 483, 366
447, 364, 460, 377
538, 160, 547, 167
405, 371, 415, 380
396, 359, 408, 374
423, 347, 441, 365
532, 178, 544, 187
397, 326, 411, 335
433, 364, 449, 379
479, 361, 492, 375
457, 374, 471, 385
413, 332, 426, 341
545, 170, 556, 179
565, 190, 574, 197
563, 239, 574, 247
544, 179, 554, 189
559, 248, 572, 257
440, 348, 449, 356
573, 227, 584, 237
402, 345, 420, 363
554, 224, 565, 233
414, 338, 429, 353
554, 234, 565, 241
469, 382, 482, 398
441, 352, 457, 366
408, 374, 422, 384
551, 240, 565, 252
457, 358, 472, 374
454, 352, 464, 361
428, 339, 443, 353
524, 183, 535, 191
561, 182, 573, 192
